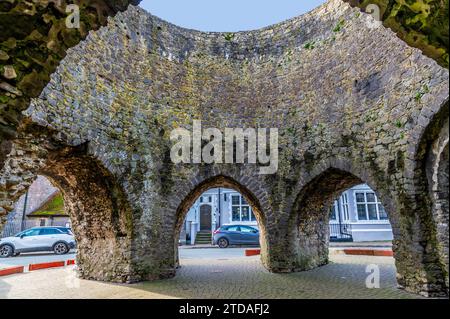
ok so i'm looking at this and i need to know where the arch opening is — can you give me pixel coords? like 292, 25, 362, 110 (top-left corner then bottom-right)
0, 141, 135, 283
289, 168, 374, 270
173, 175, 269, 272
414, 101, 449, 295
289, 164, 449, 296
1, 175, 70, 239
435, 142, 449, 290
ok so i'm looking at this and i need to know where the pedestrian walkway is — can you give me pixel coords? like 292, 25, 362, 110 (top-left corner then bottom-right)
330, 241, 392, 248
0, 254, 419, 299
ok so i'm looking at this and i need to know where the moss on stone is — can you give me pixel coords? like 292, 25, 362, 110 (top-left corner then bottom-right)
345, 0, 449, 68
29, 193, 66, 216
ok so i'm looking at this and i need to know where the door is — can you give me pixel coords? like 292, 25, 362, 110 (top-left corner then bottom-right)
199, 205, 212, 231
225, 225, 242, 243
38, 228, 63, 249
239, 226, 259, 245
15, 228, 42, 251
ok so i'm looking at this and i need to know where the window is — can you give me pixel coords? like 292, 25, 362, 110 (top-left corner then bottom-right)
329, 201, 337, 220
240, 226, 257, 233
342, 193, 350, 221
355, 191, 388, 221
39, 228, 63, 235
200, 197, 203, 203
20, 229, 40, 237
227, 226, 240, 232
231, 195, 256, 222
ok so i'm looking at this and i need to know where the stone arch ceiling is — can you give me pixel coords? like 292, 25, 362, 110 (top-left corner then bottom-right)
27, 0, 448, 148
0, 0, 448, 145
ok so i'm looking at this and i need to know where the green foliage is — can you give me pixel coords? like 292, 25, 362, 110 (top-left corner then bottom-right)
346, 0, 449, 68
304, 41, 315, 49
415, 84, 430, 100
333, 19, 346, 32
224, 33, 235, 41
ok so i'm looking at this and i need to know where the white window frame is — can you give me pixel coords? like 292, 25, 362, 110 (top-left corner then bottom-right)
329, 200, 338, 222
353, 190, 389, 223
230, 195, 256, 223
342, 192, 350, 221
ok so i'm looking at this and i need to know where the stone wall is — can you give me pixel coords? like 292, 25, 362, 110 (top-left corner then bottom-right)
0, 0, 139, 146
0, 0, 448, 296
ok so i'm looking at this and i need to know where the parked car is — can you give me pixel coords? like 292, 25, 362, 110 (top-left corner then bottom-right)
213, 225, 259, 248
0, 227, 76, 258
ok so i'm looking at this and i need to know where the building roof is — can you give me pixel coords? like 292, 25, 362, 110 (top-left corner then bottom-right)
28, 192, 67, 217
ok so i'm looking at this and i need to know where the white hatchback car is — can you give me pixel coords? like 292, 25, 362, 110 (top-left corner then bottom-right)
0, 227, 76, 258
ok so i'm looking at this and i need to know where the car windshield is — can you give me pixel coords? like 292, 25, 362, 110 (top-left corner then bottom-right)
240, 226, 257, 233
15, 228, 41, 237
58, 228, 73, 235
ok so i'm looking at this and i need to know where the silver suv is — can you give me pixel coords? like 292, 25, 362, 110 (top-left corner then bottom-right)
0, 227, 76, 258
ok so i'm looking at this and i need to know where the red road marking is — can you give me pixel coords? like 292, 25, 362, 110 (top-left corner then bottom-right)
0, 266, 24, 277
66, 259, 76, 265
245, 249, 261, 256
343, 249, 393, 257
373, 250, 394, 257
29, 261, 65, 271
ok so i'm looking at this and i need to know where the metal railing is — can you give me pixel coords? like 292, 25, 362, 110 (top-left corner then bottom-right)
329, 223, 353, 242
1, 220, 70, 238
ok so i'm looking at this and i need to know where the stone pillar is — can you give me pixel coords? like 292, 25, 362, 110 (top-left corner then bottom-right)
0, 136, 48, 234
42, 151, 135, 283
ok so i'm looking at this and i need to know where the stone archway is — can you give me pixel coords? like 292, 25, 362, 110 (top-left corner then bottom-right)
0, 125, 135, 282
40, 145, 134, 282
0, 0, 448, 297
415, 102, 450, 294
435, 142, 449, 290
288, 168, 363, 271
170, 174, 270, 274
283, 158, 449, 297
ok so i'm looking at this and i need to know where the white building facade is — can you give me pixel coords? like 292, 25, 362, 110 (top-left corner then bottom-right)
329, 184, 393, 242
181, 184, 393, 244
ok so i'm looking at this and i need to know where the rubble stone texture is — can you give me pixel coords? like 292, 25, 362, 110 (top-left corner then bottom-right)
0, 0, 140, 142
344, 0, 449, 68
0, 0, 448, 297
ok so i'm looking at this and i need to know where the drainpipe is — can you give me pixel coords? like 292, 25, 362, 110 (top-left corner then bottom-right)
336, 198, 343, 238
218, 188, 221, 228
21, 190, 29, 231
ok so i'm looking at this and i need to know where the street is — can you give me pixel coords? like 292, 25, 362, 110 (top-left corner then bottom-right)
0, 250, 76, 270
0, 248, 249, 269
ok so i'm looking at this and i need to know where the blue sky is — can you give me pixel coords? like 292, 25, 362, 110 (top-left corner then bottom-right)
139, 0, 326, 32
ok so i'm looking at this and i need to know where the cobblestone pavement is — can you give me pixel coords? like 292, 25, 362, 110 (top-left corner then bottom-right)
0, 255, 421, 299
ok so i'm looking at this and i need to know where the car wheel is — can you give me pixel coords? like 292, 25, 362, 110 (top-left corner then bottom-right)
0, 244, 13, 258
53, 242, 69, 255
217, 238, 229, 248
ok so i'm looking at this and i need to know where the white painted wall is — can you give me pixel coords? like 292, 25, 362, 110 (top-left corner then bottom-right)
182, 184, 394, 243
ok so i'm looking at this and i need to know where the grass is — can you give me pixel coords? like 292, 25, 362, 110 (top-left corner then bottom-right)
29, 193, 66, 216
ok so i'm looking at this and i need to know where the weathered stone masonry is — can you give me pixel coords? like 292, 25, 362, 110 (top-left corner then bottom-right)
0, 0, 448, 297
